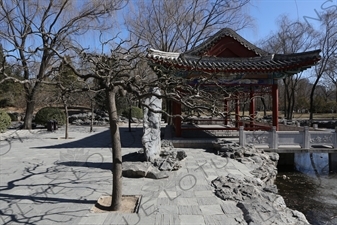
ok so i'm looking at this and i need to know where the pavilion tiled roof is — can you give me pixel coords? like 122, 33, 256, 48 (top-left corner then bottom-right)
147, 48, 321, 75
185, 28, 268, 57
147, 28, 321, 77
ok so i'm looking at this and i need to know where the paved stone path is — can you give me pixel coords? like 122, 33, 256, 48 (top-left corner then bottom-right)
0, 124, 255, 225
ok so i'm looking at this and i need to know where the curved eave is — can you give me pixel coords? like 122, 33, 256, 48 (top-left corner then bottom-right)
147, 55, 321, 76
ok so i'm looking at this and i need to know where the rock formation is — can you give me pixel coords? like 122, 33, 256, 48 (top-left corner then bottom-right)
153, 140, 187, 171
212, 140, 310, 225
142, 87, 162, 162
122, 141, 187, 179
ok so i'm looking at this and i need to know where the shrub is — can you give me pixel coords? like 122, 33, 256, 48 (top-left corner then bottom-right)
8, 112, 21, 121
122, 106, 143, 119
0, 110, 11, 132
35, 107, 66, 126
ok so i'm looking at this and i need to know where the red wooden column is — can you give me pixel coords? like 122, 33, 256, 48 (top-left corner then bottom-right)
272, 83, 279, 131
249, 89, 255, 128
235, 98, 240, 128
172, 101, 182, 137
224, 99, 229, 125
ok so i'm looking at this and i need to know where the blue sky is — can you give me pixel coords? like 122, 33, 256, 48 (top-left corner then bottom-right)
79, 0, 333, 52
242, 0, 332, 43
3, 0, 331, 55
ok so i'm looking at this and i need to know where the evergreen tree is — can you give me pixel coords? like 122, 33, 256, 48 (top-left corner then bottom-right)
0, 45, 24, 108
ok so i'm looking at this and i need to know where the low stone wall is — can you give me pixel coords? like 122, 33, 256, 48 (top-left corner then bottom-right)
212, 140, 310, 224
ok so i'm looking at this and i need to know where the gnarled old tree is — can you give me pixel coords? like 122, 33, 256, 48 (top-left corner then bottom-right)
0, 0, 125, 129
309, 9, 337, 121
58, 41, 143, 211
126, 0, 252, 52
259, 15, 319, 119
57, 37, 240, 210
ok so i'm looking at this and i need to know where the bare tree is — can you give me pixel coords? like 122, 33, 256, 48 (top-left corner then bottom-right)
51, 59, 88, 139
125, 0, 254, 125
56, 40, 143, 211
309, 10, 337, 121
322, 53, 337, 106
56, 37, 247, 210
0, 0, 125, 129
86, 90, 98, 133
125, 0, 253, 52
259, 15, 319, 119
295, 78, 311, 113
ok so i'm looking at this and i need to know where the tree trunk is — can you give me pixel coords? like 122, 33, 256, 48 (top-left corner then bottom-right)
128, 106, 131, 132
90, 100, 94, 132
261, 97, 267, 117
335, 83, 337, 105
290, 89, 295, 120
283, 79, 287, 118
106, 88, 122, 211
23, 82, 40, 130
241, 103, 246, 117
167, 99, 172, 125
287, 92, 293, 120
64, 101, 69, 139
309, 80, 319, 122
23, 97, 35, 129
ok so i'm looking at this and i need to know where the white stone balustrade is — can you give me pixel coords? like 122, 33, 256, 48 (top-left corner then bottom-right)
239, 126, 337, 150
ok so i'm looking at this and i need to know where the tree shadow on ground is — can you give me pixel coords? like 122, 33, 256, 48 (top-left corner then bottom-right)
1, 125, 149, 224
56, 150, 146, 171
0, 162, 101, 225
31, 127, 144, 149
57, 161, 113, 170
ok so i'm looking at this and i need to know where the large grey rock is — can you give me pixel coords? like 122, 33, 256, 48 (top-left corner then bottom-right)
146, 167, 169, 179
142, 87, 162, 162
122, 161, 168, 179
236, 196, 309, 225
122, 162, 152, 178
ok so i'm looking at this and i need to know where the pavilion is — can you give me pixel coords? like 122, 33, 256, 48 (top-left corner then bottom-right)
146, 28, 321, 137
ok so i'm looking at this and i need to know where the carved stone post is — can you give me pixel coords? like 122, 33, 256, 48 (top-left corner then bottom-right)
272, 126, 277, 149
239, 126, 244, 146
303, 126, 309, 149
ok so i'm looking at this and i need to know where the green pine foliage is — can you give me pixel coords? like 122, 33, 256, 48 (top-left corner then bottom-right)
95, 91, 129, 116
122, 106, 143, 119
35, 107, 66, 126
57, 58, 80, 88
0, 110, 11, 132
0, 45, 24, 107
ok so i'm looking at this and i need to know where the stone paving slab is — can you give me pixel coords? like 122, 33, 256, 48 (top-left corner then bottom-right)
199, 205, 223, 215
155, 214, 180, 225
0, 125, 254, 224
204, 215, 241, 225
179, 215, 205, 225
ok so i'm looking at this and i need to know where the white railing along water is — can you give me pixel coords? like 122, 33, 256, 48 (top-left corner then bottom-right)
239, 126, 337, 149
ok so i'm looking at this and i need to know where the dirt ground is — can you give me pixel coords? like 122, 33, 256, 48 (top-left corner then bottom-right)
91, 195, 140, 213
